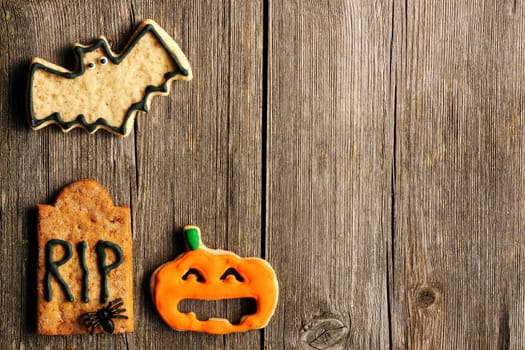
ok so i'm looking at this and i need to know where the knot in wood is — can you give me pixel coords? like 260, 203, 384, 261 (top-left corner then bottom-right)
415, 286, 439, 309
300, 315, 349, 350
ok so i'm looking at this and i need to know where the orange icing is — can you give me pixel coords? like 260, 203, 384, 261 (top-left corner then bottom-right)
152, 232, 278, 334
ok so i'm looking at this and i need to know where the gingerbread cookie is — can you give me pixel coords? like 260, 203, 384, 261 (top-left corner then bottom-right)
150, 226, 278, 334
28, 19, 192, 136
37, 179, 133, 335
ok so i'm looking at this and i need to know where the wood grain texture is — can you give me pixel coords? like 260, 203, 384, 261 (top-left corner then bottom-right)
266, 0, 393, 348
130, 0, 262, 349
1, 0, 262, 348
2, 0, 525, 348
391, 0, 525, 348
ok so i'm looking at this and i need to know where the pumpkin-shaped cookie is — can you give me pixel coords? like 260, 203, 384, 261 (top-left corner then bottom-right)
150, 226, 278, 334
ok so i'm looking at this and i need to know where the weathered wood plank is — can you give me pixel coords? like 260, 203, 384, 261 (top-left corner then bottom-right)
266, 0, 394, 348
131, 0, 262, 349
3, 0, 524, 348
1, 0, 138, 348
391, 0, 525, 348
1, 0, 262, 348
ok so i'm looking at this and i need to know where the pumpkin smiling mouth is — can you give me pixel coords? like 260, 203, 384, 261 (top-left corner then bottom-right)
178, 298, 257, 324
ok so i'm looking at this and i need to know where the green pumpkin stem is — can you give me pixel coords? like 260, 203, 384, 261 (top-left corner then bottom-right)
184, 226, 201, 250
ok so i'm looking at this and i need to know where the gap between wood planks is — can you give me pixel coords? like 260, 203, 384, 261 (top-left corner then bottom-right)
387, 0, 397, 348
260, 0, 270, 349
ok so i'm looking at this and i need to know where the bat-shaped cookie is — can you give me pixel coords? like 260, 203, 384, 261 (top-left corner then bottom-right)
28, 19, 192, 136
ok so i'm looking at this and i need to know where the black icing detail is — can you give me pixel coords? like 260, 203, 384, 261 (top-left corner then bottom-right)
44, 239, 74, 302
220, 267, 245, 282
182, 268, 205, 283
77, 241, 90, 303
28, 23, 190, 136
96, 240, 124, 303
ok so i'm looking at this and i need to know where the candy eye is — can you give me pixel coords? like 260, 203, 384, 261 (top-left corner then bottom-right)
99, 56, 108, 65
87, 61, 95, 70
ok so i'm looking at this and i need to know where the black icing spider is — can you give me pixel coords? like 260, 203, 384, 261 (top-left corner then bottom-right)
81, 298, 128, 334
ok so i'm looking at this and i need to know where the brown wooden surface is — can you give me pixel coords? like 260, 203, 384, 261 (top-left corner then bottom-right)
0, 0, 524, 349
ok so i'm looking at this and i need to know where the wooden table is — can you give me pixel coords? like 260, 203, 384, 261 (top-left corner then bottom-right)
1, 0, 524, 348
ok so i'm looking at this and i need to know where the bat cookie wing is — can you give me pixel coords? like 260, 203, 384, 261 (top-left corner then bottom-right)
28, 19, 192, 137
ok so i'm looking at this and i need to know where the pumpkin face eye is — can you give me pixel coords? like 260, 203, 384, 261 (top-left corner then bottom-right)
182, 268, 205, 282
220, 268, 244, 282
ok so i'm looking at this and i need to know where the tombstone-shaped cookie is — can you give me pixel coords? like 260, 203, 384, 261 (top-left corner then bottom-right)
36, 179, 133, 335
